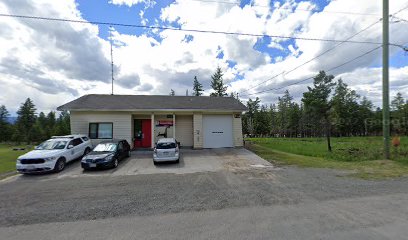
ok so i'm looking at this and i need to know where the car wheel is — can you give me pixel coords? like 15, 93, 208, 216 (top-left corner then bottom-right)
153, 161, 157, 165
113, 158, 119, 168
54, 158, 66, 172
175, 159, 180, 164
83, 147, 91, 157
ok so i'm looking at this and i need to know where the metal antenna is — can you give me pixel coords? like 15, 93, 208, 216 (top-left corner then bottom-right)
109, 26, 114, 95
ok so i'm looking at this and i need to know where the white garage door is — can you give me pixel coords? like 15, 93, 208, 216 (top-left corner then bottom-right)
203, 115, 233, 148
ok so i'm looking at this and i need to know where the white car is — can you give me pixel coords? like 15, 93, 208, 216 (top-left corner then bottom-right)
16, 135, 93, 174
153, 138, 180, 164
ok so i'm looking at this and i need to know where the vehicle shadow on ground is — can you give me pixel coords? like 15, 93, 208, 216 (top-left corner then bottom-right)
153, 156, 185, 169
18, 158, 82, 179
80, 155, 135, 175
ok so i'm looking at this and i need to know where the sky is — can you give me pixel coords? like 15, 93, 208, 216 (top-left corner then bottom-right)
0, 0, 407, 115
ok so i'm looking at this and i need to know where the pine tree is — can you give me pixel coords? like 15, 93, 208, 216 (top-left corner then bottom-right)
170, 89, 175, 96
16, 98, 37, 143
192, 76, 204, 96
359, 97, 374, 136
0, 105, 11, 142
55, 111, 70, 136
391, 92, 405, 134
391, 92, 404, 111
302, 71, 336, 152
245, 98, 260, 135
36, 112, 48, 140
210, 67, 227, 97
331, 79, 360, 136
46, 111, 56, 137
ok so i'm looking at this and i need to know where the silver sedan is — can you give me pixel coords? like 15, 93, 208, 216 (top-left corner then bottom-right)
153, 138, 180, 164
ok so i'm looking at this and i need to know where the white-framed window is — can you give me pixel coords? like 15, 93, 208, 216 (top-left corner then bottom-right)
89, 123, 113, 139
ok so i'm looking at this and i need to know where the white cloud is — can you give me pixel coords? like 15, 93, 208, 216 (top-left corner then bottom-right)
109, 0, 156, 8
1, 0, 408, 114
234, 0, 408, 106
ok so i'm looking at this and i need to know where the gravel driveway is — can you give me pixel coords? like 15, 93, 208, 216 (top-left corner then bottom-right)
1, 148, 408, 239
5, 148, 270, 181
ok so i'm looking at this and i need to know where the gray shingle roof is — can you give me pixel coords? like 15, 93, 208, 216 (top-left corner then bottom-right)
57, 94, 247, 111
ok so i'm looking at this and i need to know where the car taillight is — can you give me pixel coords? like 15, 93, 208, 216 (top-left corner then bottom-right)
175, 148, 179, 153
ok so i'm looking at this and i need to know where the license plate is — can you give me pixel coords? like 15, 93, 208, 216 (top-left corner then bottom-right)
163, 152, 169, 155
26, 165, 36, 169
89, 163, 96, 168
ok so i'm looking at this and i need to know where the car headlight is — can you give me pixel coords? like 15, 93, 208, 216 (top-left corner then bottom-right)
44, 156, 57, 161
105, 155, 114, 161
16, 159, 21, 163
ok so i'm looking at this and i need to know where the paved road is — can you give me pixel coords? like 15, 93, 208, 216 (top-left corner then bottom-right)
1, 149, 408, 239
1, 193, 407, 240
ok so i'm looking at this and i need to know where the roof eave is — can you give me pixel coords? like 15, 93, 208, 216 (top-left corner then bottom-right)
64, 108, 246, 112
61, 108, 247, 112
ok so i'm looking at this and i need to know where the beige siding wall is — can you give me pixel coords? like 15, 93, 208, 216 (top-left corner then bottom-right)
70, 110, 242, 148
232, 114, 243, 147
70, 111, 132, 147
193, 113, 203, 149
175, 115, 193, 147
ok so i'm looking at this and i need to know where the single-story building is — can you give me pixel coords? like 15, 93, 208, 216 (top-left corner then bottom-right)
57, 94, 247, 149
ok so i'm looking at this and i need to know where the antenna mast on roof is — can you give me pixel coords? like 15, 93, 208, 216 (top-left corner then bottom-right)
109, 26, 114, 95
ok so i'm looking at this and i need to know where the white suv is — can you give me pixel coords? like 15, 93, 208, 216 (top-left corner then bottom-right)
16, 135, 93, 174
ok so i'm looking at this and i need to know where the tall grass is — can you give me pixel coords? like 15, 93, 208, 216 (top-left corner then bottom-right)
248, 137, 408, 163
0, 144, 32, 175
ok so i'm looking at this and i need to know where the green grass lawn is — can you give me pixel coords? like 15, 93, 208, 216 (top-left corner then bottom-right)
247, 137, 408, 179
0, 144, 32, 176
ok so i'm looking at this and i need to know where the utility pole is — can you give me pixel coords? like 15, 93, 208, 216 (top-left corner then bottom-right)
382, 0, 390, 159
109, 26, 114, 95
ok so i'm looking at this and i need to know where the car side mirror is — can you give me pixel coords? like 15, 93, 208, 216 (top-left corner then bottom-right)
67, 145, 74, 149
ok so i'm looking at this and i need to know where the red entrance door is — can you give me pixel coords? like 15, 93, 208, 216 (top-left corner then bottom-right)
141, 119, 151, 148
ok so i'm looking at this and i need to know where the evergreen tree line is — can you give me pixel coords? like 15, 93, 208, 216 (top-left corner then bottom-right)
0, 98, 70, 144
242, 71, 408, 141
172, 66, 239, 98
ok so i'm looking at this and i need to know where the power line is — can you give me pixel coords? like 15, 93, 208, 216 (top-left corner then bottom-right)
240, 19, 382, 94
0, 13, 383, 44
390, 42, 408, 53
392, 4, 408, 15
240, 46, 382, 97
187, 0, 380, 16
239, 4, 408, 95
391, 15, 408, 23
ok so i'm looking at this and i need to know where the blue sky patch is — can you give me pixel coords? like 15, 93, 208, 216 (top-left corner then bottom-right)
216, 46, 224, 59
182, 34, 194, 43
76, 0, 174, 40
227, 60, 237, 68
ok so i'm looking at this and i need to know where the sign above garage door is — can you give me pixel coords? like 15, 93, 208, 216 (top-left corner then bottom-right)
156, 120, 173, 126
202, 115, 233, 148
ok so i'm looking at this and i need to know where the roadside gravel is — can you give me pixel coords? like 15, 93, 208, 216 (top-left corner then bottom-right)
1, 165, 408, 227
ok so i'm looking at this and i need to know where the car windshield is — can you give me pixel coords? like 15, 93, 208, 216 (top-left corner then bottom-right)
93, 143, 117, 152
156, 142, 176, 149
36, 140, 67, 150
